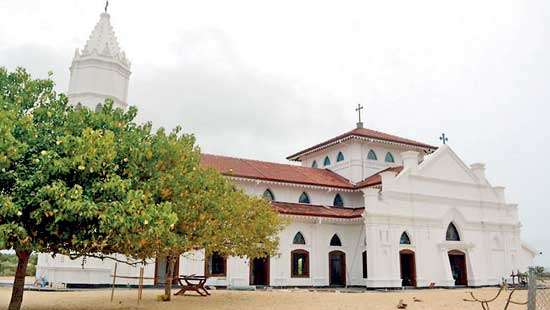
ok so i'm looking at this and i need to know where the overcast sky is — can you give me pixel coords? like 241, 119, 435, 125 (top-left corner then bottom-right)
1, 0, 548, 266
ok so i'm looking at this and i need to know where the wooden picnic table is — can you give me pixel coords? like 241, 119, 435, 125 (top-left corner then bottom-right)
174, 275, 210, 297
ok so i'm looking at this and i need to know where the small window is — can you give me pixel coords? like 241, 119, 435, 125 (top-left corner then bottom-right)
362, 251, 368, 278
311, 160, 318, 168
95, 103, 103, 112
293, 232, 306, 245
333, 194, 344, 207
262, 189, 275, 201
205, 252, 226, 276
323, 156, 331, 166
330, 234, 342, 246
367, 150, 378, 160
400, 232, 411, 245
336, 152, 345, 162
298, 192, 310, 204
385, 152, 395, 163
446, 223, 460, 241
291, 249, 309, 277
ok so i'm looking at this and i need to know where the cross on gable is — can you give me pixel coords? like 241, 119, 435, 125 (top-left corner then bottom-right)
355, 104, 364, 128
439, 133, 448, 145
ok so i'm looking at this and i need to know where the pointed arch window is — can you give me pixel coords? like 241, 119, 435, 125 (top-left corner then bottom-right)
385, 152, 395, 163
367, 150, 378, 160
336, 152, 345, 162
333, 194, 344, 207
400, 232, 411, 245
311, 160, 318, 168
446, 223, 460, 241
293, 232, 306, 245
298, 192, 310, 204
95, 103, 103, 113
262, 189, 275, 201
323, 156, 331, 166
330, 234, 342, 246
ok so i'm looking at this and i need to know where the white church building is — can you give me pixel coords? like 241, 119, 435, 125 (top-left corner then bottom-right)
37, 10, 537, 289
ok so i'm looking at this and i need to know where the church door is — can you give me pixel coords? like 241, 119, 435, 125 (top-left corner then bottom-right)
399, 249, 417, 287
154, 256, 179, 286
448, 250, 468, 286
250, 257, 270, 286
329, 251, 346, 286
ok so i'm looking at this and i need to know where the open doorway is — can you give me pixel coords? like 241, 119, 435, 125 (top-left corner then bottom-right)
399, 249, 417, 287
448, 250, 467, 286
250, 257, 270, 286
329, 250, 346, 286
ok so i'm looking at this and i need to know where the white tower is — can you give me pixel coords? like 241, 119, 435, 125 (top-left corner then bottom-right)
67, 12, 131, 110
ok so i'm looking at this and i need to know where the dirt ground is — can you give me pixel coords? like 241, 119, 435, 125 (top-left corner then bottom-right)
0, 287, 528, 310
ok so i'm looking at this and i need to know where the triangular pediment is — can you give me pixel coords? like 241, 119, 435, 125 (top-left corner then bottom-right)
416, 145, 480, 184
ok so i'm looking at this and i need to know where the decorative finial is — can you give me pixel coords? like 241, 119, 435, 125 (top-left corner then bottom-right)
355, 103, 364, 128
439, 133, 448, 145
104, 1, 109, 13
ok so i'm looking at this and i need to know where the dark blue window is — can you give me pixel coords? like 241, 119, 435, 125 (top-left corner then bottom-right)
400, 232, 411, 245
323, 156, 331, 166
330, 234, 342, 246
385, 152, 395, 163
336, 152, 345, 162
446, 223, 460, 241
311, 160, 318, 168
367, 150, 378, 160
299, 192, 310, 204
293, 232, 306, 245
333, 194, 344, 207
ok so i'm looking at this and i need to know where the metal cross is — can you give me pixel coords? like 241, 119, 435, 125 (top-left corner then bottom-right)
355, 103, 364, 123
439, 133, 448, 145
104, 1, 109, 13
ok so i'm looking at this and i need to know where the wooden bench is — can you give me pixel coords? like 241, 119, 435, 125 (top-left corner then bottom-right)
174, 275, 210, 297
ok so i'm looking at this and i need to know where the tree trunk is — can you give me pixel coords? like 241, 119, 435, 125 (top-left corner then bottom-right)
8, 250, 30, 310
163, 255, 175, 301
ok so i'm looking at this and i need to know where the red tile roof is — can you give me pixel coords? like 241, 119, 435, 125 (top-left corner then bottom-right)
355, 166, 404, 188
272, 201, 364, 219
200, 153, 355, 189
287, 127, 437, 161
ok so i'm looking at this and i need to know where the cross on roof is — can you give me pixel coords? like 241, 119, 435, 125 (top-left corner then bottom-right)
355, 104, 364, 128
104, 1, 109, 13
439, 133, 448, 145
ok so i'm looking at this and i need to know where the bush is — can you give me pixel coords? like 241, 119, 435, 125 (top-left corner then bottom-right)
0, 253, 38, 276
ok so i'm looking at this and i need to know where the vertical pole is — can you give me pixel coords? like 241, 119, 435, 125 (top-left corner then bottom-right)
110, 263, 118, 302
138, 267, 144, 303
527, 267, 536, 310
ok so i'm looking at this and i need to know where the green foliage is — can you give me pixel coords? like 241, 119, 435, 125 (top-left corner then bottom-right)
0, 253, 37, 276
0, 67, 176, 258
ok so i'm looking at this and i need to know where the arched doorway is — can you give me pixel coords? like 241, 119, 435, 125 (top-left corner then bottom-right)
328, 250, 346, 286
250, 256, 270, 286
448, 250, 467, 286
399, 249, 417, 287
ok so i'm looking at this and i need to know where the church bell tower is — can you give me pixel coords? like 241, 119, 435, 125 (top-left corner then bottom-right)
67, 10, 131, 110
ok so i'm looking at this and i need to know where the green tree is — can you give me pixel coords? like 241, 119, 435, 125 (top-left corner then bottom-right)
136, 128, 283, 300
0, 68, 176, 310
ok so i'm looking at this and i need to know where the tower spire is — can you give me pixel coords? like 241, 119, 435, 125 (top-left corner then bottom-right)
105, 1, 109, 13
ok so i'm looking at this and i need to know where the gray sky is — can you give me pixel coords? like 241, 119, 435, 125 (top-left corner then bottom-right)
1, 0, 548, 267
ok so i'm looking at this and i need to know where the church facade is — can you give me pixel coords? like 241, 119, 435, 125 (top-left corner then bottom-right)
36, 11, 536, 289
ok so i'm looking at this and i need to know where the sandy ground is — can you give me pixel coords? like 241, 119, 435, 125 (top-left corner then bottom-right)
0, 287, 528, 310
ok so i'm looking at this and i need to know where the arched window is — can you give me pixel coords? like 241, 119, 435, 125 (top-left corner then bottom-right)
262, 189, 275, 201
330, 234, 342, 246
291, 249, 309, 277
333, 194, 344, 207
446, 223, 460, 241
311, 160, 318, 168
298, 192, 310, 204
400, 232, 411, 245
95, 103, 103, 112
367, 150, 378, 160
362, 251, 368, 278
385, 152, 395, 163
336, 152, 345, 162
293, 232, 306, 245
205, 252, 226, 276
323, 156, 331, 166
